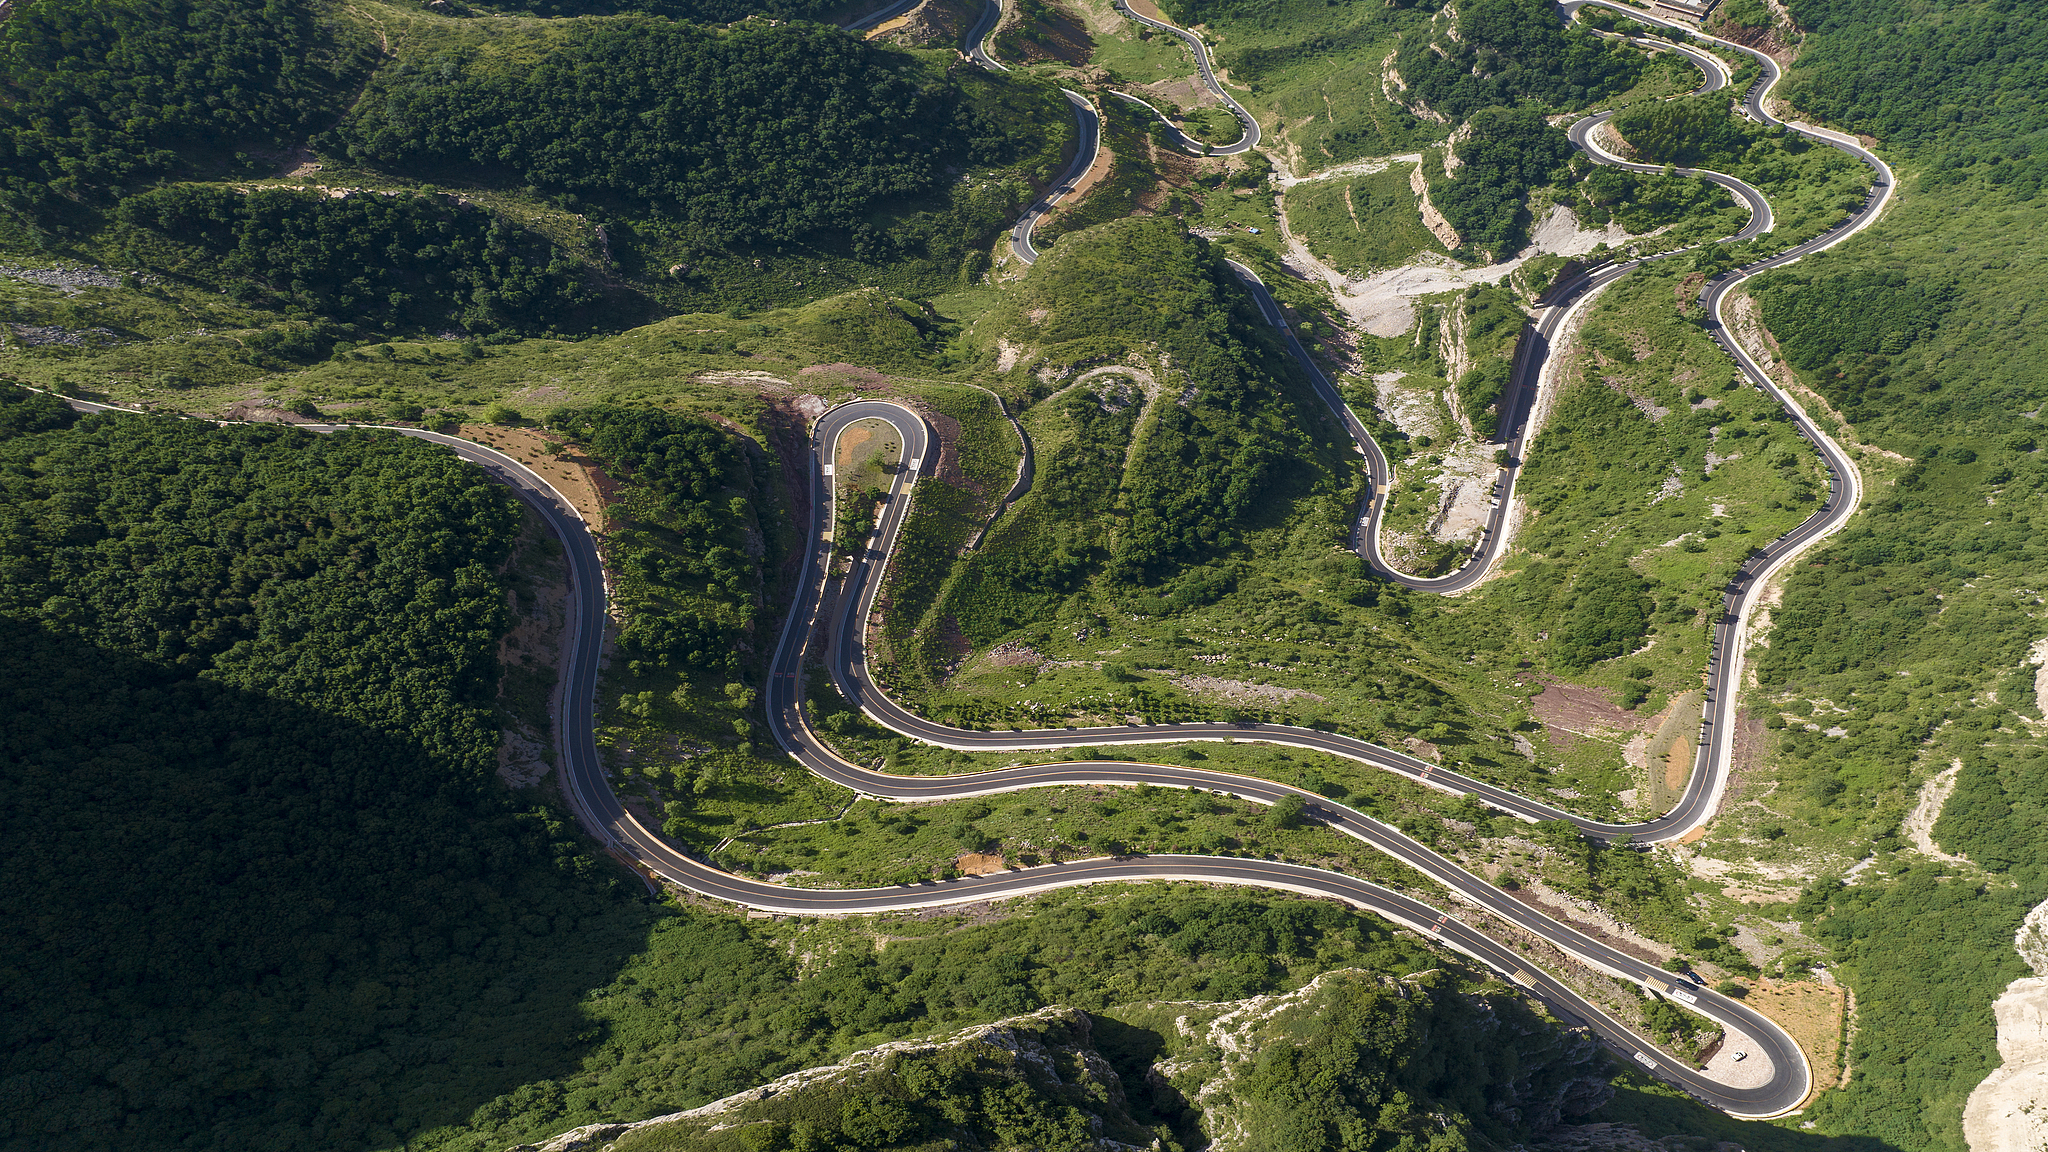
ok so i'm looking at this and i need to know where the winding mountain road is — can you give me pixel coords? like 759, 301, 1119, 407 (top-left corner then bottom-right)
45, 0, 1905, 1125
1105, 0, 1259, 155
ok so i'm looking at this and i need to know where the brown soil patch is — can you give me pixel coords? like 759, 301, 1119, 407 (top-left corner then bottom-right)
1125, 0, 1167, 20
1721, 706, 1771, 811
1664, 740, 1692, 792
1063, 123, 1117, 204
1529, 679, 1640, 743
957, 852, 1010, 876
996, 0, 1094, 65
459, 424, 607, 530
1506, 888, 1662, 966
863, 13, 914, 38
222, 398, 313, 424
866, 0, 976, 48
1713, 18, 1799, 66
919, 403, 975, 496
1679, 826, 1708, 844
1745, 978, 1846, 1104
1675, 271, 1706, 313
838, 423, 876, 457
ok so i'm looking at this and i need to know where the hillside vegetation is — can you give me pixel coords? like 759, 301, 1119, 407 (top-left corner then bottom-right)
1677, 0, 2048, 1147
0, 0, 1068, 332
0, 0, 372, 221
881, 217, 1343, 691
0, 386, 659, 1152
330, 20, 988, 248
1395, 0, 1642, 121
601, 969, 1615, 1152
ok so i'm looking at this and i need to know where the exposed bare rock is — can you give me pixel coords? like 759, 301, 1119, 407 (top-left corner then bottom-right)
1965, 897, 2048, 1152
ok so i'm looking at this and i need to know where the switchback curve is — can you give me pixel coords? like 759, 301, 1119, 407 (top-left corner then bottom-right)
41, 0, 1906, 1123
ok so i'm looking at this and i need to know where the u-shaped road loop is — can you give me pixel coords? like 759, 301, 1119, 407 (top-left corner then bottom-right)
50, 0, 1904, 1122
755, 0, 1885, 1115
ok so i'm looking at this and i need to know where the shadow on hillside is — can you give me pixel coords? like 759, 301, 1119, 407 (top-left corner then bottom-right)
1592, 1082, 1904, 1152
0, 620, 660, 1152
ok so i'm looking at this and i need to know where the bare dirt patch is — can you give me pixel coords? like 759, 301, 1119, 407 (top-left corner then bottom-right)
460, 424, 608, 530
1664, 741, 1691, 792
866, 0, 977, 48
222, 398, 314, 424
956, 853, 1010, 876
1504, 886, 1667, 966
1745, 978, 1846, 1103
1057, 118, 1118, 207
980, 641, 1047, 669
1170, 675, 1326, 707
1529, 679, 1638, 740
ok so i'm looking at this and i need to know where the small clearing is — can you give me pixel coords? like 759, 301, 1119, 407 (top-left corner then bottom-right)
1281, 203, 1632, 338
1170, 675, 1325, 706
1529, 679, 1639, 749
460, 424, 608, 530
1744, 979, 1847, 1103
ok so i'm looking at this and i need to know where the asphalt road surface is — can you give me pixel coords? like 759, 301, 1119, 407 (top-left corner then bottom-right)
43, 0, 1906, 1122
1106, 0, 1260, 155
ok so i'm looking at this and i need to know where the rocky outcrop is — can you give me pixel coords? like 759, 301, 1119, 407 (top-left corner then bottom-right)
1411, 163, 1464, 250
1153, 969, 1612, 1151
507, 1008, 1141, 1152
508, 971, 1617, 1152
1964, 897, 2048, 1152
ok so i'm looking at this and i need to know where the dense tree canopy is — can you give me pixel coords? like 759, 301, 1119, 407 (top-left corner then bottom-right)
546, 405, 767, 676
1000, 219, 1315, 592
0, 392, 666, 1151
1613, 93, 1752, 168
1551, 558, 1656, 672
331, 21, 1011, 247
0, 0, 369, 221
1753, 269, 1957, 372
114, 185, 608, 334
1785, 0, 2048, 161
483, 0, 843, 19
1396, 0, 1641, 122
1434, 106, 1574, 257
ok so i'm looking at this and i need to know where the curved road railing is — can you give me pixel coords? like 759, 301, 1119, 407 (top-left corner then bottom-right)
43, 0, 1905, 1124
750, 398, 1810, 1116
727, 0, 1892, 1115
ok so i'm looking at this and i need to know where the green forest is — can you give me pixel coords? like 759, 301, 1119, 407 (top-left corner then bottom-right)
329, 20, 1000, 248
0, 0, 371, 220
0, 384, 659, 1150
114, 184, 614, 335
1433, 105, 1574, 262
6, 0, 2048, 1148
1394, 0, 1642, 121
916, 217, 1336, 668
0, 0, 1070, 326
